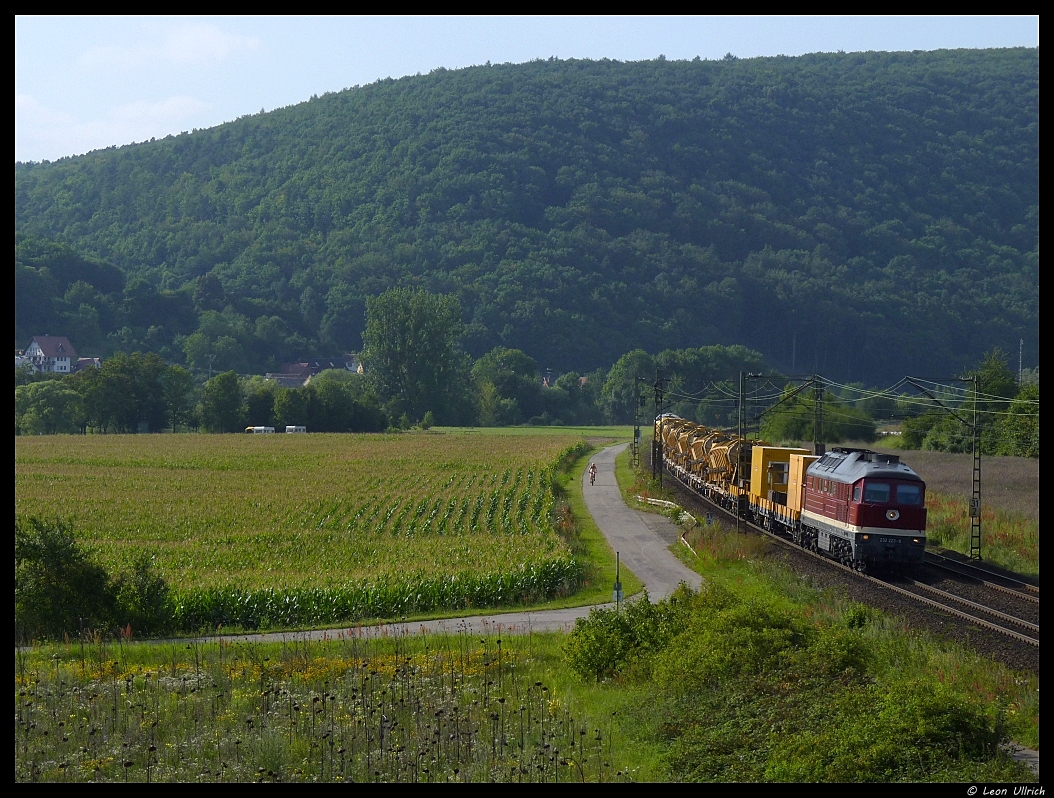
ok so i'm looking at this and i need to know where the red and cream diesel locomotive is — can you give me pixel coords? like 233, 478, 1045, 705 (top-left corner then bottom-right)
658, 416, 927, 571
798, 448, 927, 568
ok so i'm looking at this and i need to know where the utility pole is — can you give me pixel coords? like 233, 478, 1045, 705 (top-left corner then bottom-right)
905, 375, 983, 562
207, 353, 216, 381
813, 374, 825, 456
633, 376, 646, 468
738, 371, 744, 444
970, 374, 982, 560
1019, 338, 1024, 386
737, 371, 744, 537
653, 370, 665, 487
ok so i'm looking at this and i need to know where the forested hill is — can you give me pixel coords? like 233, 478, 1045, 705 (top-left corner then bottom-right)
15, 49, 1038, 383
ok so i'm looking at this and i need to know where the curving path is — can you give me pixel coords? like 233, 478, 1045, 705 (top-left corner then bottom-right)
581, 443, 702, 599
187, 443, 698, 645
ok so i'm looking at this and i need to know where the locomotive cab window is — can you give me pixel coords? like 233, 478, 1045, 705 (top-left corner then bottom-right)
853, 484, 861, 501
863, 482, 890, 503
896, 484, 922, 505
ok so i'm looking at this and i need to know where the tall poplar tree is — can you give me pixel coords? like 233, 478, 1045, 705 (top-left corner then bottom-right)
361, 288, 469, 424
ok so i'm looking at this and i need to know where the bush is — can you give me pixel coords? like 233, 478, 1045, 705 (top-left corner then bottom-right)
564, 585, 695, 681
112, 553, 173, 636
15, 516, 113, 641
574, 580, 1025, 782
15, 516, 174, 641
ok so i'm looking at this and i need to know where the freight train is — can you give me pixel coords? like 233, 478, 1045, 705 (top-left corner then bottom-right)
656, 416, 927, 571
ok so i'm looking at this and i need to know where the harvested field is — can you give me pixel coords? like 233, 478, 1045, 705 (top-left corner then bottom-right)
871, 447, 1039, 521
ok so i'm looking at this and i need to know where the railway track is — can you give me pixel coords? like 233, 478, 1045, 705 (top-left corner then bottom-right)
924, 551, 1039, 603
661, 462, 1040, 648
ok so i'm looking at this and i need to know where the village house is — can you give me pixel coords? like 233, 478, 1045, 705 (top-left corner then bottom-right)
22, 335, 78, 374
264, 354, 363, 388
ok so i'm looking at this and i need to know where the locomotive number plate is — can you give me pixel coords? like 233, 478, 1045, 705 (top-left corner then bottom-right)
878, 537, 900, 544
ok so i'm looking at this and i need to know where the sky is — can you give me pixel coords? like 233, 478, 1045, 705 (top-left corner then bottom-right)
15, 15, 1039, 163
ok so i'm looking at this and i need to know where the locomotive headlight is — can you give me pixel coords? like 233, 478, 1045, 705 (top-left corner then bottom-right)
861, 534, 869, 541
913, 538, 920, 544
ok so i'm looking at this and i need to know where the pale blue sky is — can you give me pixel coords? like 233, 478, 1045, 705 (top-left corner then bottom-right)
15, 15, 1039, 163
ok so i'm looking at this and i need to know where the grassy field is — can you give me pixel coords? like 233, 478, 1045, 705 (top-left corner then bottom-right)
435, 425, 635, 441
860, 443, 1039, 576
16, 432, 621, 629
14, 630, 651, 783
925, 493, 1039, 577
870, 445, 1039, 521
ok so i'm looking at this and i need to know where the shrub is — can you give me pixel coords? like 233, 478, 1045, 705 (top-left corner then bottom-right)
564, 585, 695, 681
15, 516, 175, 641
112, 553, 173, 636
15, 516, 114, 641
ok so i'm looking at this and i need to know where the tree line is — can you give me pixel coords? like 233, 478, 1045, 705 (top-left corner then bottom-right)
15, 287, 769, 434
16, 286, 1037, 456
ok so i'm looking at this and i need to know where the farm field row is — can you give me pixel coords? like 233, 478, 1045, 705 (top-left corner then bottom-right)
15, 432, 599, 625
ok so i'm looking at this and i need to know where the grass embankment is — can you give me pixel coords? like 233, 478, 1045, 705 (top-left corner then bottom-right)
600, 455, 1040, 779
925, 493, 1039, 578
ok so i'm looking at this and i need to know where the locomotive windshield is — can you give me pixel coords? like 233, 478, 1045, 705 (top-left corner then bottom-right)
863, 482, 890, 503
896, 484, 923, 505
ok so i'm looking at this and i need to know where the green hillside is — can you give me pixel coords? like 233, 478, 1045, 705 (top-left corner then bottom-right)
15, 49, 1038, 382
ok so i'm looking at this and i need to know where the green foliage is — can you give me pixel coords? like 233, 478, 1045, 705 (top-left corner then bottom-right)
761, 388, 877, 443
762, 678, 1006, 782
111, 553, 173, 637
15, 517, 176, 641
302, 370, 387, 432
572, 582, 1028, 782
160, 364, 196, 430
564, 585, 695, 681
15, 516, 113, 640
995, 382, 1039, 457
200, 371, 244, 432
15, 380, 85, 434
170, 558, 582, 631
361, 288, 472, 425
601, 349, 655, 424
899, 350, 1039, 457
900, 412, 941, 449
472, 347, 542, 424
73, 351, 171, 433
14, 51, 1038, 383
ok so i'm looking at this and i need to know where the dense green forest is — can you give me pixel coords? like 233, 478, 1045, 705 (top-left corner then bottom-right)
15, 49, 1038, 383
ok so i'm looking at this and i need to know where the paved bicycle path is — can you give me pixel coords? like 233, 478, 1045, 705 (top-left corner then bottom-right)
188, 443, 699, 645
582, 443, 702, 599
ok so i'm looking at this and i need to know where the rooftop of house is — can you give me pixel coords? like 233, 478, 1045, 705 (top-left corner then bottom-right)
28, 335, 78, 360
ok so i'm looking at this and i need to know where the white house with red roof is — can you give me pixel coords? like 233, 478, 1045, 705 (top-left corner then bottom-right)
24, 335, 78, 374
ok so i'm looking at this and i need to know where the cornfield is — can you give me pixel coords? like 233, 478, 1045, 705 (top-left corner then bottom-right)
15, 434, 589, 628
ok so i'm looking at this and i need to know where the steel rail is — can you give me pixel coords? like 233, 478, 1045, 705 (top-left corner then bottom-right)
924, 552, 1040, 597
661, 457, 1040, 648
925, 558, 1040, 605
900, 578, 1039, 634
